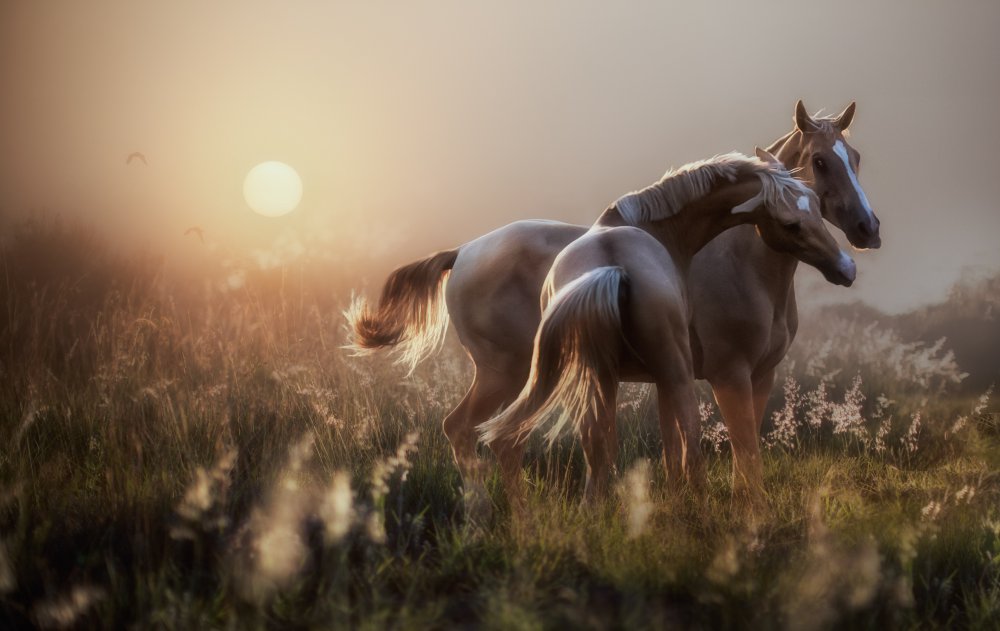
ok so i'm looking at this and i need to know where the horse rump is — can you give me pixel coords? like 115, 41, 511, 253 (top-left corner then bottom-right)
479, 266, 628, 448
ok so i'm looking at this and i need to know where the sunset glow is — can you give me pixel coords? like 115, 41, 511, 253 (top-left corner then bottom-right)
243, 161, 302, 217
2, 3, 999, 627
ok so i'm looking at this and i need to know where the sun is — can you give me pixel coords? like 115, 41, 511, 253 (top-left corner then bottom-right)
243, 161, 302, 217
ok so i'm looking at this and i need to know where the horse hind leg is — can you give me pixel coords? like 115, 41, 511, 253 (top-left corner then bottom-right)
657, 380, 706, 491
657, 389, 685, 488
579, 377, 619, 504
442, 369, 520, 523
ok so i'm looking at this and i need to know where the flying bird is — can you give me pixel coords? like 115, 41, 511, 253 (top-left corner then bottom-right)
183, 226, 205, 243
126, 152, 147, 166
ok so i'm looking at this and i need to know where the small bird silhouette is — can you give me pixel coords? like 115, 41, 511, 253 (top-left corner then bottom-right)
126, 152, 147, 166
183, 226, 205, 243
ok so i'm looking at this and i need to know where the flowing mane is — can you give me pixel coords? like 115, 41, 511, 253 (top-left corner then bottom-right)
615, 152, 808, 225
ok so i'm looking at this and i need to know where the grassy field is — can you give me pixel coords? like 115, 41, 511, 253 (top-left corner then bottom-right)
1, 218, 998, 629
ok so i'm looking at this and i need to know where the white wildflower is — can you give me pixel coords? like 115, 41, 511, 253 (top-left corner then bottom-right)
901, 412, 921, 454
766, 376, 800, 450
618, 460, 653, 538
33, 585, 106, 629
830, 374, 868, 445
319, 471, 354, 544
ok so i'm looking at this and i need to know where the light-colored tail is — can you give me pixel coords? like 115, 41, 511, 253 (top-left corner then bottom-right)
478, 266, 627, 447
344, 248, 458, 373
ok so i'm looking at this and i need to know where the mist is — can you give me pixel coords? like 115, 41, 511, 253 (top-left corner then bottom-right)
2, 0, 998, 312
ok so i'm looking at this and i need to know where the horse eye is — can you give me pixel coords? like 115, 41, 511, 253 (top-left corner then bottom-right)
784, 221, 802, 233
813, 156, 826, 171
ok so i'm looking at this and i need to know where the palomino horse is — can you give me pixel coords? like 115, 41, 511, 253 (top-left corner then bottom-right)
476, 149, 855, 501
347, 101, 878, 510
688, 102, 878, 495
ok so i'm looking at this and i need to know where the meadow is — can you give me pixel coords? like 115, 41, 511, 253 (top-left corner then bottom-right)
1, 217, 998, 630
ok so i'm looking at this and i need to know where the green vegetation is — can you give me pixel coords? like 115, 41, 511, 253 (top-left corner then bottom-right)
1, 218, 998, 629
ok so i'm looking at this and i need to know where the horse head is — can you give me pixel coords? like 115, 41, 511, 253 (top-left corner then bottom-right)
779, 100, 881, 250
748, 147, 856, 287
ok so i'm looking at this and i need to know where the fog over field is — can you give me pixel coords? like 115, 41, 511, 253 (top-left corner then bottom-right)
4, 4, 1000, 628
2, 0, 999, 313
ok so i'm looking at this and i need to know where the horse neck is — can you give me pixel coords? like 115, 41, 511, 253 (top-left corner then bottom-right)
633, 176, 766, 268
766, 129, 799, 160
755, 129, 808, 280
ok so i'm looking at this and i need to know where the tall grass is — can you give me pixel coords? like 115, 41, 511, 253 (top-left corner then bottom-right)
1, 217, 998, 629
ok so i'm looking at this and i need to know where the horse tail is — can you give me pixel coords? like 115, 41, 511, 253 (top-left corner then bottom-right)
479, 266, 627, 448
344, 248, 458, 373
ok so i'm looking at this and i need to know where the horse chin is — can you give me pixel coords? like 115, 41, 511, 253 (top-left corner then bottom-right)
848, 234, 882, 250
820, 266, 856, 287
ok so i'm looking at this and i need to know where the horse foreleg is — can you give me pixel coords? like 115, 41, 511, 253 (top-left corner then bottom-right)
711, 375, 764, 501
751, 368, 777, 436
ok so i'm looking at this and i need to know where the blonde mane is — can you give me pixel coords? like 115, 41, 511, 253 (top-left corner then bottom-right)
615, 152, 810, 225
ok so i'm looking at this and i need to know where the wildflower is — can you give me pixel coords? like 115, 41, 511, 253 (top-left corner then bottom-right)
617, 383, 650, 415
231, 434, 316, 602
872, 396, 893, 454
874, 419, 891, 455
791, 317, 967, 392
699, 399, 729, 453
33, 585, 106, 629
368, 432, 420, 543
901, 412, 921, 454
618, 460, 653, 538
706, 537, 740, 585
766, 376, 800, 450
830, 374, 868, 445
920, 500, 941, 522
698, 399, 715, 425
702, 421, 730, 454
972, 384, 994, 416
319, 472, 354, 544
951, 384, 995, 436
252, 493, 307, 593
805, 339, 834, 377
171, 447, 237, 540
954, 485, 976, 504
802, 378, 834, 431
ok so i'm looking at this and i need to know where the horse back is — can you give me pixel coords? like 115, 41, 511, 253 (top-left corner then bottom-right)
447, 220, 587, 361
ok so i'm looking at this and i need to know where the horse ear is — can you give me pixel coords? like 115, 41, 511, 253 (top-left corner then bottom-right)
832, 101, 856, 131
794, 99, 821, 133
755, 146, 780, 165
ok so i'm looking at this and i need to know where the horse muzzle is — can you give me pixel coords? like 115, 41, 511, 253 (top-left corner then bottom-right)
822, 250, 857, 287
848, 214, 881, 250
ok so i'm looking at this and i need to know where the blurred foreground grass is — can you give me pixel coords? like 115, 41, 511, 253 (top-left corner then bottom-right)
1, 217, 998, 629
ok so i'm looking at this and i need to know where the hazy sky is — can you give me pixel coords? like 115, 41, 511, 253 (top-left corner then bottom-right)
2, 0, 998, 312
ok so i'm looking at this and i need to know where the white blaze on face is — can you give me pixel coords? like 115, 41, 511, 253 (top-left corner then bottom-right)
838, 249, 857, 281
833, 140, 874, 218
797, 195, 811, 212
